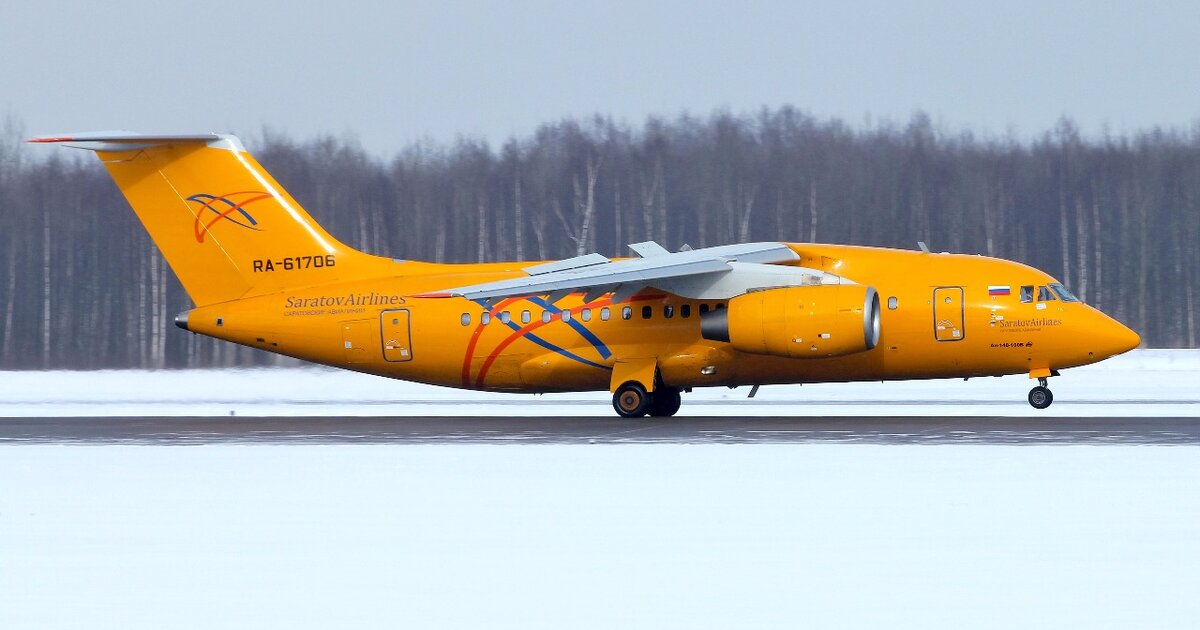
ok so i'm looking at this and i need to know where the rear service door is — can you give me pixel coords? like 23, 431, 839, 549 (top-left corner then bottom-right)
381, 309, 413, 362
933, 287, 964, 341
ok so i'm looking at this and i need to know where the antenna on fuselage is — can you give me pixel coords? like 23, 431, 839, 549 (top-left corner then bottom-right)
917, 241, 930, 253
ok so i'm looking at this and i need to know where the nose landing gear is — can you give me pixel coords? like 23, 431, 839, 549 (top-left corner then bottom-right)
1028, 377, 1053, 409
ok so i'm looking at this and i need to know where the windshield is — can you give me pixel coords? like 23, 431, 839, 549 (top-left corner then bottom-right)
1049, 283, 1081, 302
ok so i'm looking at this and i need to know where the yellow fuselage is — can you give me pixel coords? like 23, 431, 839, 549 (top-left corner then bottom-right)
32, 132, 1138, 409
182, 243, 1137, 393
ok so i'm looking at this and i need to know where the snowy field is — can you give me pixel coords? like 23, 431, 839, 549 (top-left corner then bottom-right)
1, 349, 1197, 417
2, 351, 1198, 628
2, 444, 1199, 629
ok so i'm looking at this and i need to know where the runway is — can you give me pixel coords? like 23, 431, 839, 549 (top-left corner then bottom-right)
1, 415, 1198, 444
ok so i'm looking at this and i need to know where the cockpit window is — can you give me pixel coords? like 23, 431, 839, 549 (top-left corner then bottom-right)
1019, 285, 1034, 303
1037, 286, 1056, 301
1049, 283, 1080, 302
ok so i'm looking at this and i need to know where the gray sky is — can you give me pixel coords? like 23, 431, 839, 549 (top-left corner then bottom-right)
4, 0, 1198, 156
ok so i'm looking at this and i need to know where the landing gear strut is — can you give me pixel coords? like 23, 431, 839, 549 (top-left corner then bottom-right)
612, 381, 682, 418
1028, 377, 1053, 409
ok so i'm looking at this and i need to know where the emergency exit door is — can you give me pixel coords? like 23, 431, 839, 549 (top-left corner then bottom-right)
933, 287, 964, 341
381, 309, 413, 362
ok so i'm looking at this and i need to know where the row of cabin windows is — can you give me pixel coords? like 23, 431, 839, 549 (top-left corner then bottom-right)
457, 284, 1079, 328
459, 302, 726, 326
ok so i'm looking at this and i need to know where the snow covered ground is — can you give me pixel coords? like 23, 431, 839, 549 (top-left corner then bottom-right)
1, 349, 1197, 417
1, 444, 1198, 629
2, 352, 1197, 627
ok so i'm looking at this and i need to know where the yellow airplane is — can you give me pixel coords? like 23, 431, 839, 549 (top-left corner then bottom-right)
32, 132, 1141, 416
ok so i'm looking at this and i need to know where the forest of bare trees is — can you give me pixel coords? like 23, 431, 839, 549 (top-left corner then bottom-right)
0, 108, 1197, 368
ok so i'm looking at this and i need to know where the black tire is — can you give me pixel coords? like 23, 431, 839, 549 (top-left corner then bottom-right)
613, 381, 651, 417
647, 387, 682, 417
1028, 385, 1053, 409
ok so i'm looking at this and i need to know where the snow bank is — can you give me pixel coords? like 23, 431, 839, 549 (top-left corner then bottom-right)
1, 349, 1197, 417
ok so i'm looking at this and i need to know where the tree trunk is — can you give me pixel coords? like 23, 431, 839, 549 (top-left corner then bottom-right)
807, 179, 818, 242
513, 167, 525, 260
1075, 198, 1089, 301
41, 204, 51, 367
1058, 187, 1072, 289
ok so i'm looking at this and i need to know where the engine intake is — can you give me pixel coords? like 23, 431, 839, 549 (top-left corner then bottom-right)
700, 285, 881, 358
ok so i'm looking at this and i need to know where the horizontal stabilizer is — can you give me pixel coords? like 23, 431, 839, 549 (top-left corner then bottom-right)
29, 132, 239, 153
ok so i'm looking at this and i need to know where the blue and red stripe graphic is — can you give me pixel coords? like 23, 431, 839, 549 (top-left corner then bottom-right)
459, 293, 663, 388
187, 191, 272, 243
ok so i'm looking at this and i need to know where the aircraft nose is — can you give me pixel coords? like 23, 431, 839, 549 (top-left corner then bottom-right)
1116, 322, 1141, 353
1094, 314, 1140, 358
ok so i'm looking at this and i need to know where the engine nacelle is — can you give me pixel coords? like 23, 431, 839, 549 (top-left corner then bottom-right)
700, 285, 881, 358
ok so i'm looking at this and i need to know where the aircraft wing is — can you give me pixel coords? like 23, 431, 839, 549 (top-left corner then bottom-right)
420, 241, 825, 303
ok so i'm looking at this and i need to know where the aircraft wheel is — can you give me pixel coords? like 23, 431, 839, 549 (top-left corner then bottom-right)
613, 381, 651, 418
1028, 385, 1053, 409
647, 387, 682, 417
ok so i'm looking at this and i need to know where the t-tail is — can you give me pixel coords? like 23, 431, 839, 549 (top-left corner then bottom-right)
29, 132, 389, 306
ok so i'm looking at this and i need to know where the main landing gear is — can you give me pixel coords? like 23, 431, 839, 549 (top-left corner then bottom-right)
1028, 377, 1054, 409
613, 381, 682, 418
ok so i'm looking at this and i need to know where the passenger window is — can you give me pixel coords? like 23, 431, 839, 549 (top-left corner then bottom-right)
581, 308, 591, 322
622, 306, 632, 320
1037, 286, 1056, 301
664, 305, 674, 319
521, 310, 531, 324
460, 313, 471, 326
481, 312, 491, 325
699, 304, 710, 314
600, 307, 611, 321
887, 297, 898, 310
542, 310, 552, 323
562, 310, 572, 322
499, 311, 512, 324
1020, 286, 1034, 304
716, 303, 726, 310
642, 305, 652, 319
681, 304, 691, 318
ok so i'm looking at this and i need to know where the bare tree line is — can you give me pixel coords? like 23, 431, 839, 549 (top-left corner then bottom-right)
0, 108, 1197, 368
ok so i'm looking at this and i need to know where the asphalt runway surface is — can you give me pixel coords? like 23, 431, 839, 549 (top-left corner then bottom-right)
1, 415, 1198, 444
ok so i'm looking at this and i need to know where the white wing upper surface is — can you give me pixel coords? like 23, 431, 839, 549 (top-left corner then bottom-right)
424, 241, 848, 303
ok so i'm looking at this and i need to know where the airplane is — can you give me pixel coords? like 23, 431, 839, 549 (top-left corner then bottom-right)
30, 132, 1141, 417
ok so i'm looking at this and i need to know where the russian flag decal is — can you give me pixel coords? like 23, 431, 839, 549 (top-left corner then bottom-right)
988, 285, 1011, 296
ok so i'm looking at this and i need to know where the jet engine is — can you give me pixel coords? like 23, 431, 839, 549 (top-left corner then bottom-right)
700, 284, 881, 358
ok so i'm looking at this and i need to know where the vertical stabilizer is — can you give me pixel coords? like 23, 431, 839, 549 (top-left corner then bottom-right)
30, 132, 385, 306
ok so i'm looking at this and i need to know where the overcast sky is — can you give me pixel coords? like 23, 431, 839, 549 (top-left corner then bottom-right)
3, 1, 1198, 156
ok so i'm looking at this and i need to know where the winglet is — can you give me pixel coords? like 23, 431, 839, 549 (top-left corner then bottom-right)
628, 241, 670, 258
